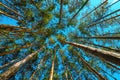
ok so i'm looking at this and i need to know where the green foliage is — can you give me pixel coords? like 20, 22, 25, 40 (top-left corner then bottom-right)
22, 78, 28, 80
56, 34, 66, 42
24, 8, 33, 21
42, 18, 49, 25
0, 0, 120, 80
49, 37, 55, 44
47, 5, 55, 11
63, 0, 69, 5
68, 19, 78, 26
54, 73, 59, 79
78, 26, 90, 36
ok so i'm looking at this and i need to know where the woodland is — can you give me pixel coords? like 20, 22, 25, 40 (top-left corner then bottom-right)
0, 0, 120, 80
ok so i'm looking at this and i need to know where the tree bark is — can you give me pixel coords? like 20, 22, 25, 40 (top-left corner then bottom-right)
87, 14, 120, 28
95, 8, 120, 22
76, 36, 120, 39
0, 47, 44, 80
106, 0, 120, 9
0, 24, 30, 30
0, 10, 20, 21
79, 40, 120, 52
74, 52, 106, 80
0, 59, 18, 70
68, 0, 89, 25
30, 53, 50, 80
81, 0, 108, 19
59, 0, 63, 24
0, 2, 22, 17
64, 41, 120, 65
49, 55, 56, 80
0, 43, 33, 56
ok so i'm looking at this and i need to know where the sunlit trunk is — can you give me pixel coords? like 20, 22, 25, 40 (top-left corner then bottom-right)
64, 41, 120, 65
0, 47, 44, 80
0, 2, 22, 17
0, 59, 18, 70
49, 56, 56, 80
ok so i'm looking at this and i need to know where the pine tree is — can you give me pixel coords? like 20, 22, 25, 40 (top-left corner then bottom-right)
0, 0, 120, 80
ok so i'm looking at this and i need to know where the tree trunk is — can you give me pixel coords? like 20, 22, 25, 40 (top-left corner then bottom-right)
87, 14, 120, 28
80, 40, 120, 52
68, 0, 89, 25
76, 36, 120, 39
0, 59, 18, 70
0, 2, 22, 17
64, 41, 120, 65
0, 43, 33, 56
95, 8, 120, 22
74, 51, 106, 80
0, 47, 44, 80
81, 0, 108, 19
106, 0, 120, 9
49, 55, 56, 80
59, 0, 63, 24
30, 53, 50, 80
0, 10, 20, 21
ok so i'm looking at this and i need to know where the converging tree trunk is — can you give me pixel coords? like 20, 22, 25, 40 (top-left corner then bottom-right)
0, 59, 18, 70
0, 2, 22, 17
73, 51, 106, 80
76, 36, 120, 39
81, 0, 108, 19
49, 55, 56, 80
0, 47, 44, 80
64, 41, 120, 65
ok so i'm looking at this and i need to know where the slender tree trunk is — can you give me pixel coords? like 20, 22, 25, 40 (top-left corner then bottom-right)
0, 24, 33, 34
68, 0, 89, 25
76, 36, 120, 39
95, 8, 120, 22
49, 55, 56, 80
64, 41, 120, 65
0, 47, 44, 80
74, 51, 106, 80
0, 2, 22, 17
0, 59, 18, 70
0, 43, 33, 56
0, 24, 30, 30
87, 14, 120, 28
102, 32, 120, 36
59, 0, 63, 24
65, 68, 68, 80
100, 58, 120, 70
81, 0, 108, 19
4, 0, 21, 12
30, 53, 50, 80
106, 0, 120, 9
0, 10, 20, 21
98, 67, 117, 80
80, 40, 120, 52
30, 58, 44, 80
68, 69, 73, 80
0, 24, 43, 36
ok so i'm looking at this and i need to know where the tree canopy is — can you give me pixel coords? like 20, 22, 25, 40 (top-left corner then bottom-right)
0, 0, 120, 80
